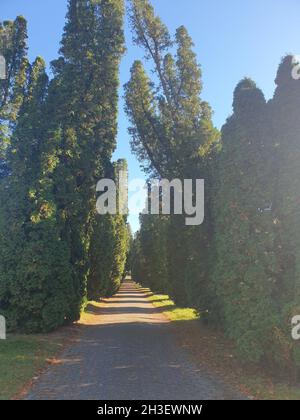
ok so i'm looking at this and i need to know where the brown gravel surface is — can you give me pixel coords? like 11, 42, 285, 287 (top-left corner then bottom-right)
24, 281, 244, 400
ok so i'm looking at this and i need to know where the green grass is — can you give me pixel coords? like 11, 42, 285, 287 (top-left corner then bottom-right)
139, 285, 300, 400
0, 334, 65, 400
143, 289, 199, 321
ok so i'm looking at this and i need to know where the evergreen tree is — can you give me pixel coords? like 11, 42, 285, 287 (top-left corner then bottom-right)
0, 58, 75, 332
212, 78, 282, 362
269, 56, 300, 376
125, 0, 219, 308
212, 59, 300, 377
132, 213, 169, 293
88, 160, 130, 299
0, 1, 126, 331
44, 0, 125, 319
0, 16, 28, 179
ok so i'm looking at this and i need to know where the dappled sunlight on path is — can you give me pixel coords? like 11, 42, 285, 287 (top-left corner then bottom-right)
25, 280, 243, 400
79, 281, 169, 326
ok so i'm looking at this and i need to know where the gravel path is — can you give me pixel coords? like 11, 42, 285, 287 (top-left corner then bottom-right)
25, 281, 242, 400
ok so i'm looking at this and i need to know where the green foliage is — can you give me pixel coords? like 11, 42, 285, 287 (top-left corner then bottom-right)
126, 1, 300, 379
212, 63, 300, 374
88, 160, 130, 299
0, 1, 127, 332
88, 213, 129, 298
268, 56, 300, 376
1, 1, 299, 381
131, 214, 169, 294
125, 0, 219, 310
45, 0, 126, 319
212, 78, 280, 362
0, 57, 75, 332
0, 16, 28, 179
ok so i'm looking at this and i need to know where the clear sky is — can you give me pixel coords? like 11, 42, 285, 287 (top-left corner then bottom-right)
2, 0, 300, 231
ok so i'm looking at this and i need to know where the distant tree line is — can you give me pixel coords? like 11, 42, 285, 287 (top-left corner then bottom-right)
0, 0, 130, 333
126, 0, 300, 379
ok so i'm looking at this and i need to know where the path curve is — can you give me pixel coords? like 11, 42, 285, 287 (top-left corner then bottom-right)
25, 281, 242, 400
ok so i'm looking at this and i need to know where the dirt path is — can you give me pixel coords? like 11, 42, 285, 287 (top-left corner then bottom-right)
25, 281, 243, 400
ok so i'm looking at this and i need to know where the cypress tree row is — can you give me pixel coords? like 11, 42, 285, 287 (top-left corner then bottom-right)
269, 56, 300, 374
212, 78, 280, 362
1, 0, 299, 380
109, 160, 130, 294
88, 159, 130, 299
125, 0, 219, 308
0, 19, 71, 331
212, 58, 300, 374
131, 214, 169, 294
0, 56, 76, 332
0, 1, 129, 332
127, 1, 300, 378
46, 0, 126, 320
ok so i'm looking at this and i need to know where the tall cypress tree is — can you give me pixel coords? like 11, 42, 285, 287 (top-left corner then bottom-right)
45, 0, 125, 319
0, 58, 75, 332
0, 16, 28, 179
212, 78, 282, 362
125, 0, 219, 308
269, 56, 300, 375
133, 213, 169, 294
1, 1, 126, 331
88, 159, 130, 299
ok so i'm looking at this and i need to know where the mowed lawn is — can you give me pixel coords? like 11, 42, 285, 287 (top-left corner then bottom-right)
0, 332, 71, 400
148, 293, 199, 322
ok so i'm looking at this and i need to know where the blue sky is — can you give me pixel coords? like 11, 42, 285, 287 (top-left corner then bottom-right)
2, 0, 300, 231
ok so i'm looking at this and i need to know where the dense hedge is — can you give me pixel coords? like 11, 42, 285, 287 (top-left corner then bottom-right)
127, 0, 300, 379
88, 160, 130, 299
0, 1, 129, 333
125, 0, 219, 313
